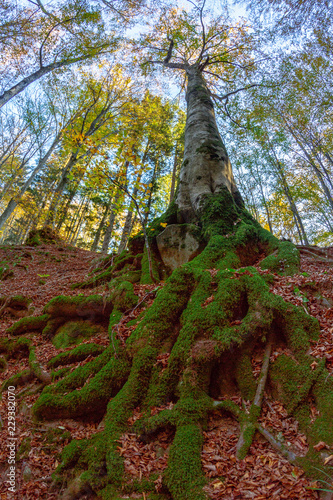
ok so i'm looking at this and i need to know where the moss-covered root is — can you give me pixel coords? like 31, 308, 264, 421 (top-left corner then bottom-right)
166, 424, 207, 500
0, 337, 51, 388
29, 345, 51, 384
72, 252, 143, 289
6, 314, 49, 335
43, 294, 113, 319
33, 350, 130, 420
30, 236, 323, 497
47, 343, 105, 369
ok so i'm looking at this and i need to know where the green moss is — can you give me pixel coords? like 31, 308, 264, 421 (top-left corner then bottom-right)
42, 317, 66, 339
140, 247, 160, 284
33, 350, 130, 420
7, 314, 49, 335
166, 424, 206, 500
43, 294, 112, 318
43, 348, 113, 396
52, 320, 103, 349
26, 227, 62, 246
0, 295, 32, 309
0, 336, 31, 356
1, 369, 33, 392
45, 427, 72, 446
235, 351, 257, 401
51, 366, 71, 381
48, 343, 105, 368
109, 280, 138, 312
72, 266, 113, 289
261, 241, 300, 275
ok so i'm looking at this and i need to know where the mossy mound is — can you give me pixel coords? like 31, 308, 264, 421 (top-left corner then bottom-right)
108, 280, 139, 312
25, 226, 63, 246
53, 321, 104, 349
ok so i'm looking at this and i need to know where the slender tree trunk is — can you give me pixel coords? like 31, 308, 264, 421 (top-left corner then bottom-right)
0, 180, 12, 203
117, 210, 133, 254
0, 131, 62, 230
71, 198, 90, 246
44, 151, 79, 227
67, 196, 87, 244
169, 142, 178, 204
281, 179, 308, 245
65, 196, 85, 243
266, 140, 309, 245
176, 67, 242, 222
101, 162, 129, 254
22, 217, 34, 243
282, 120, 333, 212
91, 203, 109, 251
101, 190, 121, 254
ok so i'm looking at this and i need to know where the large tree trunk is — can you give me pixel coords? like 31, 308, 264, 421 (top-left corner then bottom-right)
7, 69, 332, 500
176, 67, 242, 222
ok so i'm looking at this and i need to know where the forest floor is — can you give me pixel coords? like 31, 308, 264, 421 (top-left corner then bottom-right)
0, 242, 332, 500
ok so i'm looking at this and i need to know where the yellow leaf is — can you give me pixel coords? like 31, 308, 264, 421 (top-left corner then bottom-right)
160, 223, 167, 227
212, 481, 223, 489
324, 455, 333, 465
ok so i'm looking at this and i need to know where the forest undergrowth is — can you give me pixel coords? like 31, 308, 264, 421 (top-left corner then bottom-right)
0, 239, 333, 500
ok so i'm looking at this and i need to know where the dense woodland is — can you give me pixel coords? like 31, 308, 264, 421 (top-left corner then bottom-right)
0, 0, 332, 248
1, 1, 333, 500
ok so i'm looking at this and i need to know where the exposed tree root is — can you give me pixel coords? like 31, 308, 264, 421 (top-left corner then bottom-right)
236, 333, 273, 459
298, 247, 333, 263
0, 295, 32, 318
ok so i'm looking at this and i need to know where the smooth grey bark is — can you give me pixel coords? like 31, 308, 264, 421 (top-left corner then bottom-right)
143, 162, 157, 226
176, 67, 242, 222
102, 160, 130, 254
255, 163, 273, 234
56, 169, 87, 231
91, 203, 110, 251
265, 139, 309, 245
0, 131, 62, 230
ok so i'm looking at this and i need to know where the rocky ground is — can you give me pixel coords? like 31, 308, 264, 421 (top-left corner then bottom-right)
0, 243, 332, 499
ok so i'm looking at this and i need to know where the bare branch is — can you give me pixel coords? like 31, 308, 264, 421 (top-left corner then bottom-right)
210, 84, 259, 102
164, 37, 174, 63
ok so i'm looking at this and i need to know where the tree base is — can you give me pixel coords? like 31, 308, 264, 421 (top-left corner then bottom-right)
2, 191, 333, 499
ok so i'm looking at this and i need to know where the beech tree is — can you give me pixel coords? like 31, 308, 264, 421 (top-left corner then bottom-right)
2, 2, 333, 499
